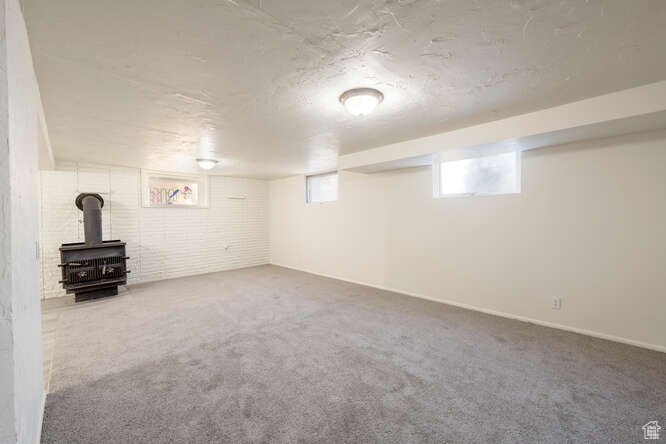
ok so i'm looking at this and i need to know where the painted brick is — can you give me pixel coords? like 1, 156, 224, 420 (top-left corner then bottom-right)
40, 165, 269, 298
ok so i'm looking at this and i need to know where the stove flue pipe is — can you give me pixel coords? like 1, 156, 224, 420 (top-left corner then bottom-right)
75, 193, 105, 245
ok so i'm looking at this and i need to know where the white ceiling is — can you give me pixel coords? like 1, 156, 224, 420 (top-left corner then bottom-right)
25, 0, 666, 179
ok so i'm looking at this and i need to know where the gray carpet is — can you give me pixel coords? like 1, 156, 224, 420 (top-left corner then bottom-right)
41, 265, 665, 443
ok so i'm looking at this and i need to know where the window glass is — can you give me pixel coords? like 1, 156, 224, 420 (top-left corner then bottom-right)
439, 151, 519, 196
307, 172, 338, 203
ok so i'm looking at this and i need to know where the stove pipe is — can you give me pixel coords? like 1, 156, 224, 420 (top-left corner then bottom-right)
75, 193, 104, 245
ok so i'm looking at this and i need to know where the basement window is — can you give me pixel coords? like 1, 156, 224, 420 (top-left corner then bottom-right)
306, 172, 338, 204
433, 151, 521, 197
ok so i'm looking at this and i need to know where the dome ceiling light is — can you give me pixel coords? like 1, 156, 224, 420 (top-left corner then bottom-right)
339, 88, 384, 117
196, 158, 218, 170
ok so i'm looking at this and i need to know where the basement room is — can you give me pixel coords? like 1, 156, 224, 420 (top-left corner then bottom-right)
1, 0, 665, 443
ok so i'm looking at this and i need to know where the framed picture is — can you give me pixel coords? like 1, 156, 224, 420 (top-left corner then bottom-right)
141, 170, 209, 208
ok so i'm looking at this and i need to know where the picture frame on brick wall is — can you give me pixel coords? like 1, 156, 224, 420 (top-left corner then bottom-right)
141, 170, 209, 208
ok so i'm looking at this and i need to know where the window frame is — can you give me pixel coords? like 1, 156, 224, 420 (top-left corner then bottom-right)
305, 171, 339, 204
141, 169, 210, 208
432, 150, 521, 198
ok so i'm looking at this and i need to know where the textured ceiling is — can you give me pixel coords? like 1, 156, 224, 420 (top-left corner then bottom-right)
25, 0, 666, 178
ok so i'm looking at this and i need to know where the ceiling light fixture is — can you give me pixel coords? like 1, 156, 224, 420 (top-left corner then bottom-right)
196, 158, 218, 170
339, 88, 384, 117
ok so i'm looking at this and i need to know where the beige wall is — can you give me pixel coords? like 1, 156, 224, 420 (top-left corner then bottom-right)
0, 0, 46, 442
270, 130, 666, 351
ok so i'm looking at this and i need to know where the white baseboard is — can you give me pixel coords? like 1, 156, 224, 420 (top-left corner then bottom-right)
271, 262, 666, 354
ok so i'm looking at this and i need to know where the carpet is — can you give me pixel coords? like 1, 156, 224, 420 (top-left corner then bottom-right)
41, 265, 666, 443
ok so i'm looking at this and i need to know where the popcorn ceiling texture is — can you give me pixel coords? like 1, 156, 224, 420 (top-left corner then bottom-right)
40, 163, 269, 299
23, 0, 666, 178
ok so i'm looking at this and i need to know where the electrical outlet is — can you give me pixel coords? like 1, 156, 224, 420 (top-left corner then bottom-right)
552, 297, 562, 310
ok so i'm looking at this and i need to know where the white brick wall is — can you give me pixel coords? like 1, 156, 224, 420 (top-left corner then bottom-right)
40, 163, 269, 299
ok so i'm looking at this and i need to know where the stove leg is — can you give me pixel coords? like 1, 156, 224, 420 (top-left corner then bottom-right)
75, 286, 119, 302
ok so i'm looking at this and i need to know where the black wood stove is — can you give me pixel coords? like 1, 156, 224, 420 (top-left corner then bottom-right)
59, 193, 130, 302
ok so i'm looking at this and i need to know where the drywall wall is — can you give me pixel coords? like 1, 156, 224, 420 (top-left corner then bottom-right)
270, 130, 666, 351
270, 169, 387, 287
0, 2, 14, 441
0, 0, 46, 442
40, 163, 269, 299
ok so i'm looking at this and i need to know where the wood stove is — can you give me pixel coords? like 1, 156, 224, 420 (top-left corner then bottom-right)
59, 193, 130, 302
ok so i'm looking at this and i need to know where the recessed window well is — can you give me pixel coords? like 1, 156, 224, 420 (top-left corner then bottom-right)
306, 171, 338, 203
433, 151, 521, 197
